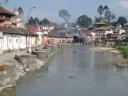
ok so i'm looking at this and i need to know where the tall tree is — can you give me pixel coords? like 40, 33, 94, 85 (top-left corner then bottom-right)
105, 10, 111, 22
103, 5, 111, 22
77, 15, 92, 28
18, 7, 24, 16
117, 16, 127, 26
97, 5, 104, 19
104, 5, 109, 10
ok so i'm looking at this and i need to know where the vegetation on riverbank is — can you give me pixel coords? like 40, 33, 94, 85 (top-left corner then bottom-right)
112, 45, 128, 68
113, 45, 128, 60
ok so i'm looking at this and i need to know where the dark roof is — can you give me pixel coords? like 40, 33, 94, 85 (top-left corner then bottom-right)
0, 7, 14, 16
0, 27, 38, 36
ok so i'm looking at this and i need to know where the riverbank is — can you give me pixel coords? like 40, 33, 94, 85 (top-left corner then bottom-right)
89, 46, 128, 69
88, 47, 120, 53
0, 46, 62, 94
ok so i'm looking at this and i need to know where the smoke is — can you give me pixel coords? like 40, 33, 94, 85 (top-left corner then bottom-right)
59, 9, 71, 23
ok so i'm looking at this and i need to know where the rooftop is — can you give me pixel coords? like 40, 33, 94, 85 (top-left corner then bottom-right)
0, 27, 38, 36
0, 6, 14, 16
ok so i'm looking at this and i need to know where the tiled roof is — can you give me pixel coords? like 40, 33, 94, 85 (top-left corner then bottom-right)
94, 27, 109, 31
0, 7, 14, 16
26, 25, 38, 33
0, 27, 38, 36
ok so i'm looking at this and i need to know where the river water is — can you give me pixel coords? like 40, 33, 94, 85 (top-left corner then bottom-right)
16, 46, 128, 96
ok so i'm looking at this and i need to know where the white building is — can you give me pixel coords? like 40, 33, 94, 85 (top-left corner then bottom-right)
0, 27, 38, 54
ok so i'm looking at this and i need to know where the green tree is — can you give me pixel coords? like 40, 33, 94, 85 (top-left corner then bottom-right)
103, 5, 111, 22
97, 5, 104, 19
77, 15, 92, 28
18, 7, 24, 16
28, 17, 40, 25
40, 18, 50, 25
34, 17, 40, 25
28, 17, 34, 25
117, 16, 127, 26
104, 5, 109, 11
95, 17, 101, 23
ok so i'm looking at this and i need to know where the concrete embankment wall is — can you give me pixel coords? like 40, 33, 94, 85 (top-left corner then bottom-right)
0, 46, 62, 95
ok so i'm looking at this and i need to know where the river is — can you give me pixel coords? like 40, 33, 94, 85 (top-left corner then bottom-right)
9, 46, 128, 96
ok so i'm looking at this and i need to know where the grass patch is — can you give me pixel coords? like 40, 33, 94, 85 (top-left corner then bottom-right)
113, 45, 128, 59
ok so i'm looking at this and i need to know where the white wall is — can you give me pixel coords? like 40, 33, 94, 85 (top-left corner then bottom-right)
0, 32, 3, 54
36, 32, 43, 46
3, 35, 8, 51
27, 36, 37, 48
19, 36, 26, 49
12, 35, 20, 50
1, 33, 38, 52
8, 36, 13, 50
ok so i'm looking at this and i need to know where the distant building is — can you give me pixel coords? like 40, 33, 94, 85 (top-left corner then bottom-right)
40, 24, 56, 33
26, 25, 43, 46
12, 6, 24, 28
48, 30, 60, 46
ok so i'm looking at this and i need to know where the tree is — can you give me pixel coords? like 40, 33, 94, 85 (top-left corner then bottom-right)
111, 14, 115, 20
105, 10, 111, 22
117, 17, 127, 26
97, 5, 104, 19
28, 17, 34, 25
104, 5, 109, 11
18, 7, 24, 16
40, 18, 50, 25
95, 17, 101, 23
34, 17, 40, 25
103, 5, 111, 22
77, 15, 92, 28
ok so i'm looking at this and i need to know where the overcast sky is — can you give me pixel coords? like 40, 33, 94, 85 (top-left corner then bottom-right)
2, 0, 128, 23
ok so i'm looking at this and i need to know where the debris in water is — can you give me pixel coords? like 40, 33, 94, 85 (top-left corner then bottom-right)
67, 75, 75, 79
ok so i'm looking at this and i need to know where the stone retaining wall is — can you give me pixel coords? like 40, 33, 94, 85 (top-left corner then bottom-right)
0, 46, 62, 95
